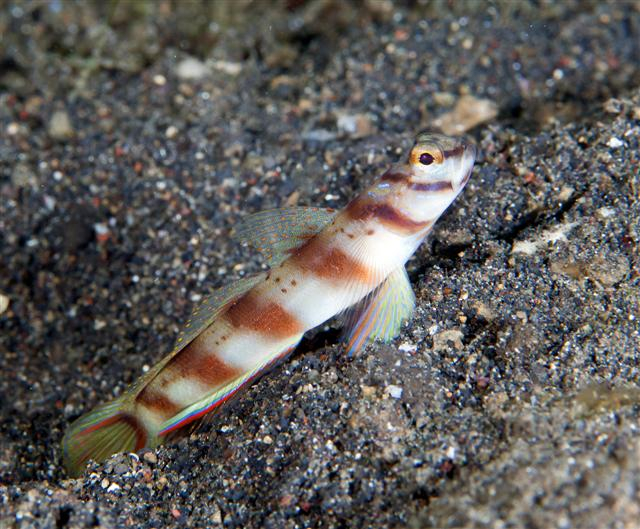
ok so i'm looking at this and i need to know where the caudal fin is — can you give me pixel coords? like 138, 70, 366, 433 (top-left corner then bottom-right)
62, 396, 149, 477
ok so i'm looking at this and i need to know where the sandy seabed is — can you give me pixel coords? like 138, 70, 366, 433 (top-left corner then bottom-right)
1, 1, 639, 527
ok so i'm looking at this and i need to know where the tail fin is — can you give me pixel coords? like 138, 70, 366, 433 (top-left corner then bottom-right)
62, 396, 149, 477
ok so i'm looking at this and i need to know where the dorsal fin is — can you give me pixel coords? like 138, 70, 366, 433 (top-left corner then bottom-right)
233, 207, 337, 266
62, 272, 267, 476
128, 272, 268, 396
172, 273, 267, 356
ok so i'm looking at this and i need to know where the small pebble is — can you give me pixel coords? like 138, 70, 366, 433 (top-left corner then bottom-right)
211, 60, 243, 76
302, 129, 337, 142
607, 136, 624, 148
596, 207, 616, 219
433, 92, 456, 107
398, 342, 417, 353
603, 98, 623, 114
48, 110, 74, 140
0, 293, 9, 315
361, 385, 377, 398
114, 463, 129, 475
43, 195, 56, 210
432, 329, 464, 352
11, 163, 36, 188
94, 223, 110, 243
175, 57, 209, 80
386, 385, 403, 399
143, 451, 157, 464
433, 95, 498, 135
336, 112, 376, 138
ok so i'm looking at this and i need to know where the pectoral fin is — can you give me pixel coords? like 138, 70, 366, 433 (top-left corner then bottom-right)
342, 267, 415, 355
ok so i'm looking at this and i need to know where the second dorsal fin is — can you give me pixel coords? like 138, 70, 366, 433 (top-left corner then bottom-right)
172, 273, 267, 356
233, 206, 337, 266
136, 272, 268, 393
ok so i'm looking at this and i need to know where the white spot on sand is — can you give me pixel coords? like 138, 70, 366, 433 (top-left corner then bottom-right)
175, 57, 209, 80
607, 136, 624, 149
399, 341, 417, 353
512, 222, 578, 255
0, 293, 9, 315
386, 385, 403, 399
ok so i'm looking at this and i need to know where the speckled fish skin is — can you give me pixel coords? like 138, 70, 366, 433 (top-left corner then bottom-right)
62, 132, 476, 476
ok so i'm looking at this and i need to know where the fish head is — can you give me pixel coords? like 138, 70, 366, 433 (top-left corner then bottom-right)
407, 132, 476, 193
361, 132, 476, 235
375, 131, 476, 225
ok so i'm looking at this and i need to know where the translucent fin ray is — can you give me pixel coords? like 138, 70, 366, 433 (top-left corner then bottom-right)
62, 273, 267, 476
342, 267, 415, 355
233, 207, 337, 266
171, 273, 267, 356
62, 395, 144, 477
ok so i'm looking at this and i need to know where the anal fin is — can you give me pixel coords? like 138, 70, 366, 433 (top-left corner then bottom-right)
157, 340, 301, 439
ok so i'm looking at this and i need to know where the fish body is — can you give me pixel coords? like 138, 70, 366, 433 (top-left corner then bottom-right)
62, 132, 476, 475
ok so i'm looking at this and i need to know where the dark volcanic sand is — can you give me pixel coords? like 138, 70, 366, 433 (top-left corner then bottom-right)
1, 1, 639, 528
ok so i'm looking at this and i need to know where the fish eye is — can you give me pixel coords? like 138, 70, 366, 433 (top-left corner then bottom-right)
410, 145, 442, 166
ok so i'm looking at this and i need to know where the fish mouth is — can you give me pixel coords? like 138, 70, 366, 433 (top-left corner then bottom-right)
460, 142, 476, 186
461, 163, 474, 186
428, 134, 476, 189
441, 136, 477, 165
457, 142, 476, 188
406, 132, 477, 190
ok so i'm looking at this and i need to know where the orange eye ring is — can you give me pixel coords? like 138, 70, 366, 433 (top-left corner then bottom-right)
410, 148, 443, 166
